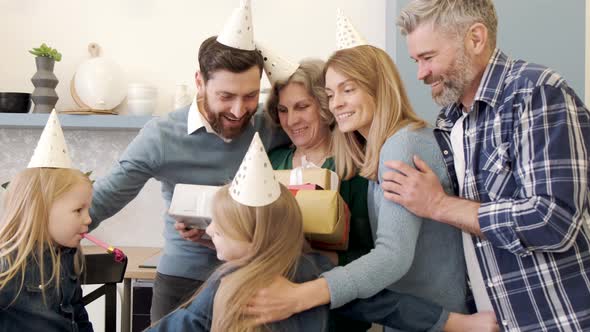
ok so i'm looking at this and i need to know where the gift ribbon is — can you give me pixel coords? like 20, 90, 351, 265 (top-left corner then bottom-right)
288, 166, 339, 191
82, 233, 126, 263
289, 167, 305, 186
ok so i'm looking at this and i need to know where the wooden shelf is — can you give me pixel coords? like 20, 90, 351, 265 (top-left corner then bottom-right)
0, 113, 153, 130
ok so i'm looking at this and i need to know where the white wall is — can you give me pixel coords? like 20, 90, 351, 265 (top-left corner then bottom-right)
0, 0, 386, 116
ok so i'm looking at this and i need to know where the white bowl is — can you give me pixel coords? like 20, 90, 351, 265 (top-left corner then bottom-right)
128, 84, 157, 99
127, 99, 156, 116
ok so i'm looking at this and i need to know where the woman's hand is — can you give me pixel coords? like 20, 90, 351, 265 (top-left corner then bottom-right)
246, 276, 331, 324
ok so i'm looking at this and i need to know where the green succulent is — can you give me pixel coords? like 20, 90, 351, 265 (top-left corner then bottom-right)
29, 43, 62, 62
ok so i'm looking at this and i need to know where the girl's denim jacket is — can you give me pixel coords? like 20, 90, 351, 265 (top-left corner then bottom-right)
0, 247, 93, 332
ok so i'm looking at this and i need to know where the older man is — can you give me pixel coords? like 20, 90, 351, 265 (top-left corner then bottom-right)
383, 0, 590, 331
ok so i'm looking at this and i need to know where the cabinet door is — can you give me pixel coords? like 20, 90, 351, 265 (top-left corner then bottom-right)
388, 0, 586, 123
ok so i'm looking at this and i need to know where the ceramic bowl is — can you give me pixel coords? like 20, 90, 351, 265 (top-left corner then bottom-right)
0, 92, 32, 113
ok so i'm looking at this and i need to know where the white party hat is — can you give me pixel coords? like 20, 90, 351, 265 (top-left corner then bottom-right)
28, 110, 72, 169
255, 41, 300, 86
336, 9, 368, 50
217, 0, 255, 50
230, 132, 281, 207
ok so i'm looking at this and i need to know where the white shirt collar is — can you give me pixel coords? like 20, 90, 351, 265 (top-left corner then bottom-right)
187, 97, 231, 142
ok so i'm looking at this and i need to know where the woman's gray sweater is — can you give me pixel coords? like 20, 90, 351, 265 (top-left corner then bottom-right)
322, 126, 468, 313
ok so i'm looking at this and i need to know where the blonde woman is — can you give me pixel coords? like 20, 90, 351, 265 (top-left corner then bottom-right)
247, 45, 497, 329
0, 168, 93, 331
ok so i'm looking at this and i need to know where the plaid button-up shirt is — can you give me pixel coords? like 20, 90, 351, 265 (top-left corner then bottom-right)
434, 49, 590, 331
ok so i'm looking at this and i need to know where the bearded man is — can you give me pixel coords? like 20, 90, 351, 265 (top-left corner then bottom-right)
89, 33, 287, 323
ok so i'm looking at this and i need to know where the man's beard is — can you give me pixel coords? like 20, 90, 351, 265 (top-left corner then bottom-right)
428, 46, 477, 108
202, 93, 255, 139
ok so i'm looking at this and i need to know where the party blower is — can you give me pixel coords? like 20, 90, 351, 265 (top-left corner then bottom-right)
82, 233, 126, 263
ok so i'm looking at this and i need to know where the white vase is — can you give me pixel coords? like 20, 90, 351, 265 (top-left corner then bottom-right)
174, 84, 193, 110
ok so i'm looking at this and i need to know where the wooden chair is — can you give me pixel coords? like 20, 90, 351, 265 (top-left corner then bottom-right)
82, 252, 128, 332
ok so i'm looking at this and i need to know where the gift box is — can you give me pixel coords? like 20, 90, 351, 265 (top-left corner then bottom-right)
168, 184, 220, 230
289, 188, 350, 251
275, 168, 340, 191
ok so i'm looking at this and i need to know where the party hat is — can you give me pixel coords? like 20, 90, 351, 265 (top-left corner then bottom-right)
336, 9, 368, 50
255, 41, 299, 85
28, 110, 72, 168
217, 0, 255, 50
230, 132, 281, 206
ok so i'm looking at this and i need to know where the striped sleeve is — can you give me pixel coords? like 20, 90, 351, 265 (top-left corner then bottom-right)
479, 84, 590, 254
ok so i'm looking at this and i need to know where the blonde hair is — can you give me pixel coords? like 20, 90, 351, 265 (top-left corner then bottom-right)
173, 184, 304, 332
265, 59, 334, 129
397, 0, 497, 50
0, 168, 91, 304
326, 45, 427, 181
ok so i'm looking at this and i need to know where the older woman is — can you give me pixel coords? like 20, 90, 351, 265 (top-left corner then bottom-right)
265, 59, 373, 332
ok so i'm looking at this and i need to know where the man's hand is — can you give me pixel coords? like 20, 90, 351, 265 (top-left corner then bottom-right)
444, 311, 499, 332
246, 276, 303, 324
381, 155, 447, 220
174, 221, 215, 249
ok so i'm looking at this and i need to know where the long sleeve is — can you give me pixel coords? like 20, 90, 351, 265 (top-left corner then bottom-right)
147, 279, 217, 331
89, 119, 163, 229
336, 289, 447, 332
322, 133, 424, 308
479, 85, 590, 254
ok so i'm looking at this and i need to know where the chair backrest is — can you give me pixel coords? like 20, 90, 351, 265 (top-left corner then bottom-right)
81, 252, 127, 332
82, 253, 128, 285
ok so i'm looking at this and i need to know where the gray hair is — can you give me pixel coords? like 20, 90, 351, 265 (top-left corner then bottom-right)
265, 59, 333, 128
397, 0, 497, 49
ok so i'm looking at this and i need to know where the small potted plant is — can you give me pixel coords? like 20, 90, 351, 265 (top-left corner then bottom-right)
29, 43, 62, 62
30, 43, 62, 113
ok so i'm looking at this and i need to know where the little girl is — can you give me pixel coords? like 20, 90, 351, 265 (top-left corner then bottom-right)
0, 168, 94, 332
152, 183, 331, 331
0, 111, 94, 331
148, 133, 491, 331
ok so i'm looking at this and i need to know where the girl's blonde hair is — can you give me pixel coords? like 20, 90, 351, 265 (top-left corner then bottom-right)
326, 45, 427, 181
176, 183, 304, 332
0, 168, 91, 303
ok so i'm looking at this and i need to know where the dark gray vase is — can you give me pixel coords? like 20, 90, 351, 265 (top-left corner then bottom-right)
31, 56, 59, 113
